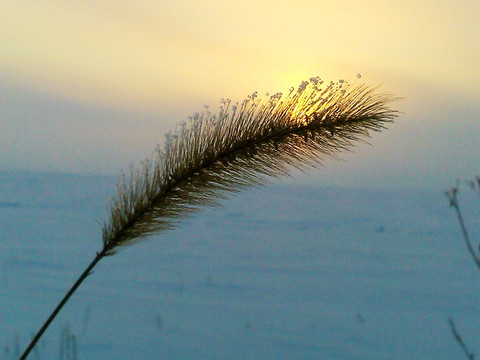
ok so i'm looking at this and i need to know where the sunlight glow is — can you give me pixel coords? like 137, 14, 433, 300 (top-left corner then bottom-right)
1, 0, 478, 111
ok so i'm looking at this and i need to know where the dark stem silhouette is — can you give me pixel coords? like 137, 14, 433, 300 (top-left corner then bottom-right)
19, 76, 399, 359
19, 249, 107, 360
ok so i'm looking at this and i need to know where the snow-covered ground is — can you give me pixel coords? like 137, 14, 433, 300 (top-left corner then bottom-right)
1, 171, 479, 359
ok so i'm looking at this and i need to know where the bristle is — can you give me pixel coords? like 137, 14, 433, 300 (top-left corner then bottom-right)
19, 76, 401, 360
101, 77, 400, 253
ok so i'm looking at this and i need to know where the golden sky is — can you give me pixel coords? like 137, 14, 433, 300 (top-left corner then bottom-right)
1, 1, 479, 185
2, 0, 479, 113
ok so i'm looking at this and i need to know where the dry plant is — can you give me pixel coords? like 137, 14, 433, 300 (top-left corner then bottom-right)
446, 176, 480, 359
446, 177, 480, 273
58, 323, 78, 360
19, 76, 400, 359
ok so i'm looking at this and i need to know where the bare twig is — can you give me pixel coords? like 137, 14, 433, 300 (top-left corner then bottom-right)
445, 185, 480, 272
449, 318, 475, 360
467, 176, 480, 200
446, 177, 480, 360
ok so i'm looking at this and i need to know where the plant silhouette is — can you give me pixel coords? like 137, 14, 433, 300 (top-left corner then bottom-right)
19, 76, 400, 359
446, 177, 480, 359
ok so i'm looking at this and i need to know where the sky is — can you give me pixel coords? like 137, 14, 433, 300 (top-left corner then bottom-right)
1, 0, 479, 189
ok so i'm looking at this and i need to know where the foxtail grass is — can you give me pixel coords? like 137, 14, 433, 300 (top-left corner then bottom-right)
20, 76, 400, 359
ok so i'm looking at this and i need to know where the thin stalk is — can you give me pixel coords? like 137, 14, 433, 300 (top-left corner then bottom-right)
446, 188, 480, 272
448, 318, 475, 360
19, 248, 108, 360
445, 182, 480, 360
454, 203, 480, 271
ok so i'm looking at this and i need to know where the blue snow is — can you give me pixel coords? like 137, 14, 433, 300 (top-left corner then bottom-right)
0, 171, 479, 359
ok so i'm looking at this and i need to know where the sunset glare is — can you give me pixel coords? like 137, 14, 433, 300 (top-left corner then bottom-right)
1, 0, 478, 187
